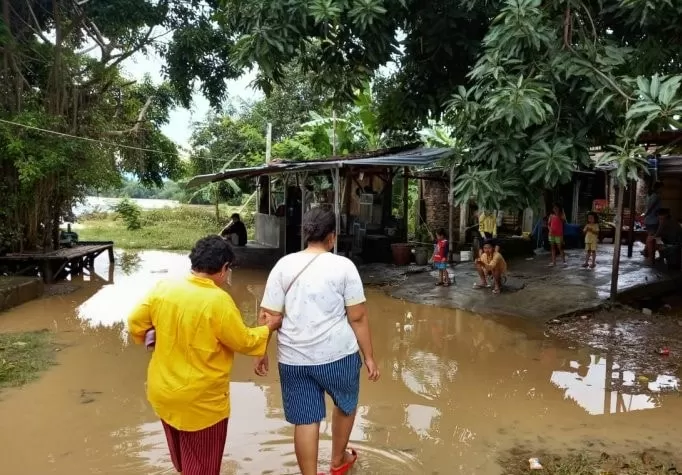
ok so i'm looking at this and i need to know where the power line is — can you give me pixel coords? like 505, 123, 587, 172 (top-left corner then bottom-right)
0, 118, 177, 156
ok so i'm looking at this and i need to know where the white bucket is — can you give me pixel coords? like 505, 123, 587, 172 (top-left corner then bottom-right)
460, 250, 472, 262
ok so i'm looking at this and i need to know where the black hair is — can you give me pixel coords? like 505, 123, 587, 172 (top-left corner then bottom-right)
552, 203, 563, 212
189, 235, 235, 274
657, 208, 671, 217
436, 228, 447, 237
587, 211, 599, 223
302, 207, 336, 243
482, 239, 495, 248
231, 213, 240, 220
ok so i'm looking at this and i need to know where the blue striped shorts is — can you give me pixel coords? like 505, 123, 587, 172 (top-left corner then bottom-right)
278, 352, 362, 425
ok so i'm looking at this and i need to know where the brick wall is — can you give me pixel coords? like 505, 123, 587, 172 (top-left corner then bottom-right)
422, 179, 461, 239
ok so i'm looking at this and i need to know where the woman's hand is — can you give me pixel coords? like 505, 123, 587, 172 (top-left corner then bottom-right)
254, 355, 269, 377
364, 357, 380, 382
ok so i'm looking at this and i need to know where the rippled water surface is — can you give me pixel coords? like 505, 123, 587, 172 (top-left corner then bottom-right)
1, 250, 681, 474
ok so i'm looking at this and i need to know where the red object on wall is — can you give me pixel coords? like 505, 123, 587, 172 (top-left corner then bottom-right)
592, 199, 608, 212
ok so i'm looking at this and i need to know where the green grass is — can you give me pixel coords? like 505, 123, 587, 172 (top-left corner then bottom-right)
501, 448, 680, 475
77, 205, 255, 250
0, 330, 57, 390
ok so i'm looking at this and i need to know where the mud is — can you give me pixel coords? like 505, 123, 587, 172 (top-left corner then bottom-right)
0, 250, 681, 474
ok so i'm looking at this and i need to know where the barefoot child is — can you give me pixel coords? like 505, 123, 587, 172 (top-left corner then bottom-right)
474, 240, 507, 294
433, 228, 451, 287
547, 204, 566, 266
582, 212, 599, 269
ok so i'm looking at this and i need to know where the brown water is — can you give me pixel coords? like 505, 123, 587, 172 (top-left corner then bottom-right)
1, 250, 681, 474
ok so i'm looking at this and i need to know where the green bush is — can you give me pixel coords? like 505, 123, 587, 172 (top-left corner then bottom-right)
113, 198, 142, 230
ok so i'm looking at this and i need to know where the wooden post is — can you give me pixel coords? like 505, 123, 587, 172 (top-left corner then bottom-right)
627, 180, 636, 258
108, 245, 115, 263
333, 167, 341, 254
344, 169, 353, 235
610, 184, 626, 300
459, 205, 468, 244
448, 163, 457, 260
265, 123, 272, 164
300, 173, 307, 250
402, 167, 409, 241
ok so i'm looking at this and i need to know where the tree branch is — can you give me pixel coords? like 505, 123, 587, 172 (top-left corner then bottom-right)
104, 96, 155, 136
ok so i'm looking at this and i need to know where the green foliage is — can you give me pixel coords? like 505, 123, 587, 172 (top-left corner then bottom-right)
113, 198, 143, 231
0, 0, 190, 251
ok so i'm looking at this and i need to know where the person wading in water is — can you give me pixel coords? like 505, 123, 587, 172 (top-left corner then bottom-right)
255, 207, 380, 475
128, 235, 282, 475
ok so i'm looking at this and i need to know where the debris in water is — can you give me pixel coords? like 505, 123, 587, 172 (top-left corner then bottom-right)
11, 341, 27, 348
528, 457, 543, 470
549, 319, 561, 324
658, 347, 670, 356
403, 324, 414, 333
642, 308, 653, 316
579, 314, 589, 320
663, 304, 672, 311
638, 375, 649, 383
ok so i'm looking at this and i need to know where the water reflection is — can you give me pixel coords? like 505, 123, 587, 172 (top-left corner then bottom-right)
2, 250, 682, 475
551, 354, 679, 415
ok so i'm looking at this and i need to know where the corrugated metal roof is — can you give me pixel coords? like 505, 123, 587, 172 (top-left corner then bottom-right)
187, 147, 453, 188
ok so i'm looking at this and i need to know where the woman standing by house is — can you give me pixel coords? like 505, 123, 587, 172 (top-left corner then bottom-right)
255, 207, 380, 475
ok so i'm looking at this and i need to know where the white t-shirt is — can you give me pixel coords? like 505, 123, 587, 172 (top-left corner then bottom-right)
260, 251, 365, 366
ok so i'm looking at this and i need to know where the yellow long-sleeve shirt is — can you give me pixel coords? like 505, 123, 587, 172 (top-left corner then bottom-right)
479, 212, 497, 237
127, 274, 270, 431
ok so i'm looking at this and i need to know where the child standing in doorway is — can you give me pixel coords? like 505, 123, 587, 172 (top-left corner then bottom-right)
582, 212, 600, 269
548, 203, 566, 267
433, 228, 451, 287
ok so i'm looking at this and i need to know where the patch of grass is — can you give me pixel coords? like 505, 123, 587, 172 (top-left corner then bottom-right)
77, 205, 256, 250
500, 448, 680, 475
0, 330, 57, 389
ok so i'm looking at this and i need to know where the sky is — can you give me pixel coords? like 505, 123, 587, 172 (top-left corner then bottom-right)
121, 48, 263, 151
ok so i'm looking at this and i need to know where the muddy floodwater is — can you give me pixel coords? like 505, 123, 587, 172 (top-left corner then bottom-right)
1, 250, 681, 474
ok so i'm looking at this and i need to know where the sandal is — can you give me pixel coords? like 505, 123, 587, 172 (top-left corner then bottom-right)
330, 448, 358, 475
473, 283, 486, 289
492, 288, 500, 294
435, 282, 443, 286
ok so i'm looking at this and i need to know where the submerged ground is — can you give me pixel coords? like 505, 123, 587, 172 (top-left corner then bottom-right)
0, 250, 680, 474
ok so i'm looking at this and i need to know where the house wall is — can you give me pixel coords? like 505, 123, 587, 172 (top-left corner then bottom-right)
255, 213, 284, 249
659, 176, 682, 219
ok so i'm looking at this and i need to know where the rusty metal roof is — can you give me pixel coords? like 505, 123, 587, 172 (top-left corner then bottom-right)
187, 146, 454, 188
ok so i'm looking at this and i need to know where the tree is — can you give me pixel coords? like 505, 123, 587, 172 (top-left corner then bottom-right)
0, 0, 227, 251
210, 0, 682, 209
238, 64, 333, 141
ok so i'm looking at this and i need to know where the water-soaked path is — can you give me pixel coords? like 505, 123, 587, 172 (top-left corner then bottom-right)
0, 250, 680, 474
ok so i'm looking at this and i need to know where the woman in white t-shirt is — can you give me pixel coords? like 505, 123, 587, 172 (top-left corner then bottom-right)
256, 207, 380, 475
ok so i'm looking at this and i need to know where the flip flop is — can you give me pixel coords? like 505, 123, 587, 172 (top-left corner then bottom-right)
330, 448, 358, 475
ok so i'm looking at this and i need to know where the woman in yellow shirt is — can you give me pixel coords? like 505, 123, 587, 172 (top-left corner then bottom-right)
128, 235, 282, 475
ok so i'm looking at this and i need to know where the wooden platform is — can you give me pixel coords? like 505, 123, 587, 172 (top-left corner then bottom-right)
0, 241, 114, 283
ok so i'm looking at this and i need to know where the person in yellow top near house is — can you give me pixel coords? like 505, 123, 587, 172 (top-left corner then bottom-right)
127, 235, 283, 475
473, 239, 507, 294
478, 209, 497, 239
582, 212, 600, 269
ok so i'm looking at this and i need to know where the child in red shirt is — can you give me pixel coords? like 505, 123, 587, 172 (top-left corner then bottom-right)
433, 228, 451, 287
547, 203, 567, 267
